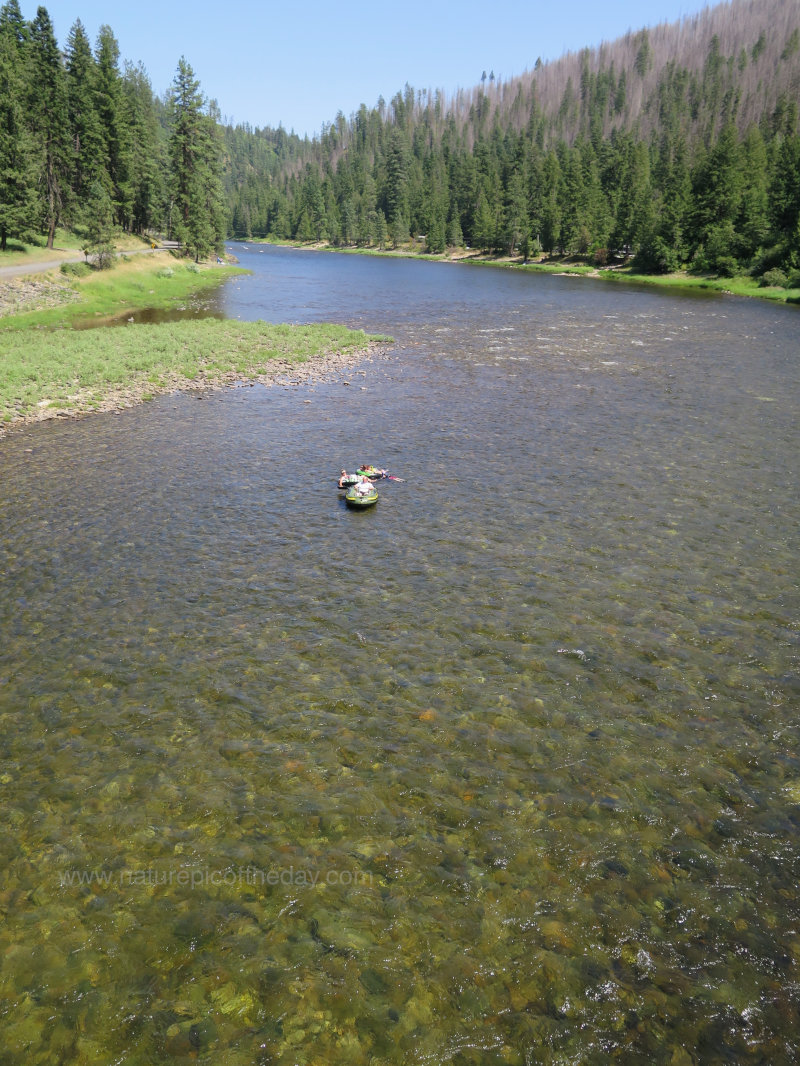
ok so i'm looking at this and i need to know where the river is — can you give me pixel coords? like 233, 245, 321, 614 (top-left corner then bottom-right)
0, 244, 798, 1064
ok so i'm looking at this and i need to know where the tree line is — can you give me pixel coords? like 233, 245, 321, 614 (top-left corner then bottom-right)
0, 1, 225, 260
224, 0, 800, 281
2, 0, 798, 283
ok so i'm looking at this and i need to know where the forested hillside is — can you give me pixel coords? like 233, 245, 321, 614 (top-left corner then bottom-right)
0, 0, 225, 260
2, 0, 798, 282
224, 0, 800, 279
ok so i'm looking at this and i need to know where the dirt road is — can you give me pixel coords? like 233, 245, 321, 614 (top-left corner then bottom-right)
0, 242, 180, 280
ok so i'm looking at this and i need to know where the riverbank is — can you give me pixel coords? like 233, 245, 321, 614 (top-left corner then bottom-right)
238, 237, 800, 306
0, 250, 243, 329
0, 318, 384, 436
0, 250, 387, 436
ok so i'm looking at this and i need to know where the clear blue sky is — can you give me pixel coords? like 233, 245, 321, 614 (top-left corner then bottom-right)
32, 0, 714, 137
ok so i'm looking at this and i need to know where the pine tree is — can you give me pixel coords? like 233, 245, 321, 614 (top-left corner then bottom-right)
0, 0, 27, 46
385, 128, 409, 237
503, 167, 529, 255
769, 132, 800, 267
737, 125, 769, 257
374, 209, 387, 250
28, 6, 70, 248
64, 19, 104, 211
79, 178, 115, 266
0, 30, 37, 249
169, 57, 226, 260
560, 148, 586, 252
122, 61, 164, 236
447, 210, 463, 248
690, 121, 744, 267
472, 188, 495, 252
539, 150, 563, 253
95, 25, 132, 228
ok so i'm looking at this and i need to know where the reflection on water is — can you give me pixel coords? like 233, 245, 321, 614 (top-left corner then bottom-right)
0, 247, 798, 1064
72, 303, 225, 329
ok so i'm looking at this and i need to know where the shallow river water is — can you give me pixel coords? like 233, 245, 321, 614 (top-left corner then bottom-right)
1, 245, 799, 1064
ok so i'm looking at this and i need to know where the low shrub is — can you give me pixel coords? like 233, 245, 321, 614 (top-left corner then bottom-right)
632, 235, 681, 274
714, 256, 740, 278
60, 261, 91, 277
749, 245, 785, 277
759, 268, 788, 288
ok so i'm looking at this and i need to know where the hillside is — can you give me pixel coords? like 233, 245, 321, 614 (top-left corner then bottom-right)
223, 0, 800, 282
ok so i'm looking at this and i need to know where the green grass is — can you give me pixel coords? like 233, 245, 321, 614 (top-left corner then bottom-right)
0, 318, 375, 426
1, 254, 247, 330
0, 228, 155, 267
594, 267, 800, 302
0, 228, 83, 265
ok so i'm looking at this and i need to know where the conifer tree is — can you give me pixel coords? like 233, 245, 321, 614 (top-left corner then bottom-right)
472, 188, 495, 252
169, 57, 226, 260
95, 25, 132, 227
0, 0, 27, 46
64, 19, 104, 211
0, 30, 37, 249
28, 6, 70, 248
122, 61, 164, 235
385, 128, 409, 244
79, 177, 115, 266
737, 125, 770, 257
539, 150, 563, 253
690, 122, 744, 268
447, 209, 464, 248
769, 133, 800, 266
503, 167, 529, 255
374, 209, 387, 250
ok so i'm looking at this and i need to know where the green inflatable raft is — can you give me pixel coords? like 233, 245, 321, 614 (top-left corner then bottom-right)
345, 484, 378, 508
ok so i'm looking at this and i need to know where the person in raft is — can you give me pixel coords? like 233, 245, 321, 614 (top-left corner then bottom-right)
360, 463, 387, 478
338, 469, 351, 488
356, 475, 375, 495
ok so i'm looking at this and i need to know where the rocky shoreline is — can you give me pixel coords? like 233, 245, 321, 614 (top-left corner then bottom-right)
0, 275, 81, 317
0, 340, 382, 440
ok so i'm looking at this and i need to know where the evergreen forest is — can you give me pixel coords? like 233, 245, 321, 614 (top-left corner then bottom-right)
2, 0, 800, 283
0, 1, 225, 260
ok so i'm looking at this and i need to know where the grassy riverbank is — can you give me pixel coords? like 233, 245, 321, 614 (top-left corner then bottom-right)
0, 318, 380, 432
0, 252, 385, 434
516, 258, 800, 303
243, 237, 800, 305
0, 252, 244, 328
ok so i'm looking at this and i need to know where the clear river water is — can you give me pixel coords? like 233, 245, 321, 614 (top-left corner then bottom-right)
0, 244, 798, 1064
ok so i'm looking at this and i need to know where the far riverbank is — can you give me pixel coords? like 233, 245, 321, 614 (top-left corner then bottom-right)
236, 237, 800, 306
